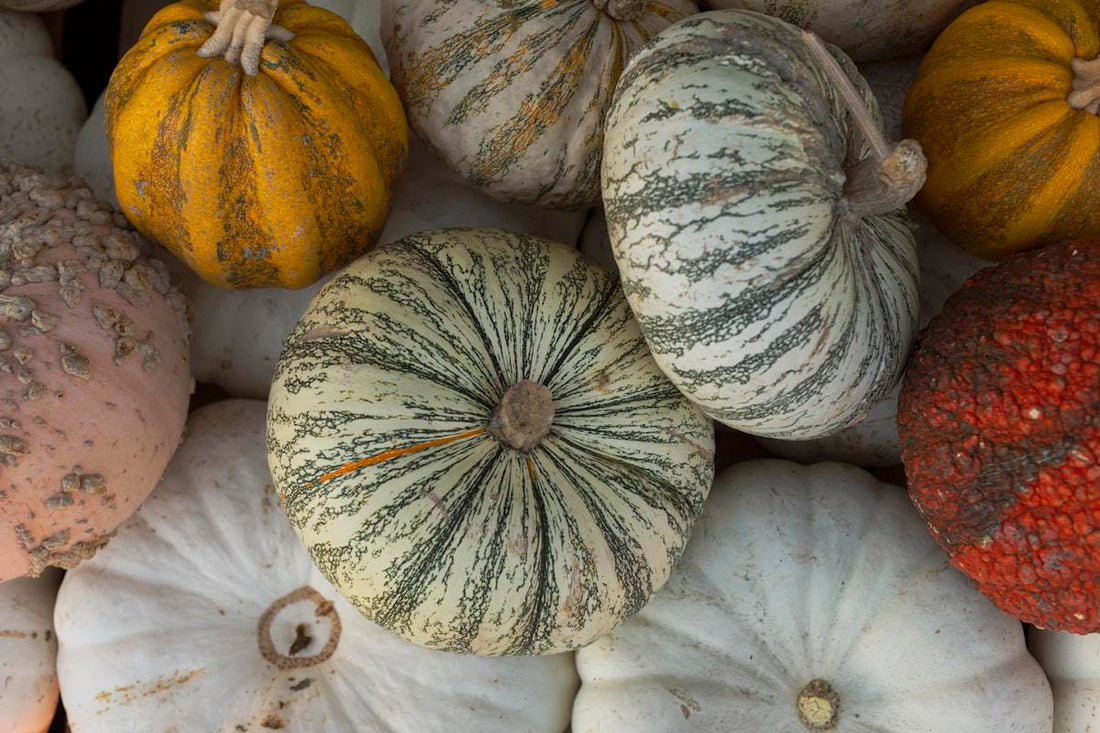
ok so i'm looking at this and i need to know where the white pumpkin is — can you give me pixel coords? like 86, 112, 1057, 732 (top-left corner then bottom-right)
757, 56, 988, 467
1031, 629, 1100, 733
0, 570, 60, 733
0, 9, 86, 176
573, 459, 1053, 731
72, 90, 116, 208
56, 400, 578, 733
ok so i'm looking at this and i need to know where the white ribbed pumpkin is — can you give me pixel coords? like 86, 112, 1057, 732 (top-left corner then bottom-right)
757, 56, 987, 467
0, 570, 60, 733
1031, 629, 1100, 733
57, 400, 578, 732
602, 11, 920, 440
574, 459, 1054, 731
382, 0, 698, 208
267, 228, 714, 656
0, 9, 86, 176
73, 90, 116, 209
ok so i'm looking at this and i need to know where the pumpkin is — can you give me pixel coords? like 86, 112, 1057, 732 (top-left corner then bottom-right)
602, 11, 922, 440
0, 163, 192, 582
903, 0, 1100, 260
1031, 628, 1100, 732
73, 91, 117, 210
381, 0, 698, 209
0, 9, 87, 177
900, 238, 1100, 633
56, 399, 578, 732
188, 135, 589, 398
699, 0, 977, 63
0, 570, 60, 733
311, 0, 385, 73
267, 228, 714, 655
106, 0, 408, 289
759, 56, 988, 468
573, 459, 1054, 731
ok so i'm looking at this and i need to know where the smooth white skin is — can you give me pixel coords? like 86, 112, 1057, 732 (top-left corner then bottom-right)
1031, 629, 1100, 733
0, 570, 60, 733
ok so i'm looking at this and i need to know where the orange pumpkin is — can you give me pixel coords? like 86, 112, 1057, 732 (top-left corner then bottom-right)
904, 0, 1100, 260
106, 0, 408, 289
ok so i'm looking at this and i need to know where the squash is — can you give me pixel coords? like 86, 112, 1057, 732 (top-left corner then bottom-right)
0, 163, 192, 582
759, 56, 987, 467
267, 228, 714, 655
602, 11, 921, 440
73, 91, 117, 210
106, 0, 408, 289
311, 0, 385, 74
573, 459, 1054, 731
1031, 629, 1100, 732
0, 9, 87, 177
0, 570, 61, 733
903, 0, 1100, 260
699, 0, 977, 62
56, 400, 579, 732
381, 0, 698, 209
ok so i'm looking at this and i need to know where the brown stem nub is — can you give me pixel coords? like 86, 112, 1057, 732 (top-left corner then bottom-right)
797, 679, 839, 730
1069, 57, 1100, 115
488, 381, 555, 452
592, 0, 646, 22
801, 31, 927, 221
257, 586, 341, 670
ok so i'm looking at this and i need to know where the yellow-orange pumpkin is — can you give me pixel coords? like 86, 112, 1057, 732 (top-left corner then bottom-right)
904, 0, 1100, 260
105, 0, 408, 289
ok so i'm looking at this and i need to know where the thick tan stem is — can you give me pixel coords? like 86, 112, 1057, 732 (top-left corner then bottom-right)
196, 0, 293, 76
797, 679, 839, 730
1069, 57, 1100, 115
801, 31, 927, 221
257, 586, 341, 669
592, 0, 646, 22
488, 381, 555, 452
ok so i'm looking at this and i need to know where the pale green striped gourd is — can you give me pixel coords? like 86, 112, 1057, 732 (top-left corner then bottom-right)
602, 10, 920, 440
266, 228, 714, 655
381, 0, 698, 209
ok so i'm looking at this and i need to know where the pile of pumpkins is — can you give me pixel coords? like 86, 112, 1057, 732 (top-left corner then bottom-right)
0, 0, 1097, 730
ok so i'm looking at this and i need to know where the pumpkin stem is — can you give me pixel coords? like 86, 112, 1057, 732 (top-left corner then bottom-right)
1069, 57, 1100, 115
801, 31, 927, 221
592, 0, 646, 22
488, 381, 555, 452
257, 586, 342, 669
797, 679, 839, 730
196, 0, 294, 77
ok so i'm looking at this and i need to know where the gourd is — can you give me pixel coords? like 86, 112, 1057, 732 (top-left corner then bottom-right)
381, 0, 698, 209
904, 0, 1100, 260
106, 0, 408, 289
699, 0, 977, 62
0, 570, 61, 733
759, 56, 987, 467
0, 9, 87, 176
267, 228, 714, 655
1031, 629, 1100, 732
311, 0, 384, 73
0, 164, 191, 582
56, 400, 578, 732
73, 91, 116, 209
573, 459, 1054, 732
602, 11, 921, 440
899, 238, 1100, 633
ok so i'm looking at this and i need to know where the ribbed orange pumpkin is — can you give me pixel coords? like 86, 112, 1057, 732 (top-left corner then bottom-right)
904, 0, 1100, 260
105, 0, 408, 289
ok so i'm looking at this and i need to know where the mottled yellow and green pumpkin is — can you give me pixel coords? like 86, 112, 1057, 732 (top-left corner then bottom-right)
105, 0, 408, 289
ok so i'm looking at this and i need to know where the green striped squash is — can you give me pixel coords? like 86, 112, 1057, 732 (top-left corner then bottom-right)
266, 228, 714, 656
601, 10, 920, 440
381, 0, 698, 209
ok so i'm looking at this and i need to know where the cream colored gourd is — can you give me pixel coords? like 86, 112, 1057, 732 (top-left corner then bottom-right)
1031, 629, 1100, 733
700, 0, 976, 62
0, 570, 60, 733
73, 91, 116, 209
574, 460, 1053, 731
56, 400, 578, 732
0, 9, 86, 176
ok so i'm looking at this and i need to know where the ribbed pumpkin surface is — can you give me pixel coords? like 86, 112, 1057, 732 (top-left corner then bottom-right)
106, 0, 407, 289
601, 11, 919, 440
267, 228, 714, 655
904, 0, 1100, 259
382, 0, 697, 209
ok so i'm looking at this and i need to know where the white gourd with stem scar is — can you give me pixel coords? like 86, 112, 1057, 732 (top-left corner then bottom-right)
196, 0, 294, 76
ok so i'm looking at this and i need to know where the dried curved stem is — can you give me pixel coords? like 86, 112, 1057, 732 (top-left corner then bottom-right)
1069, 57, 1100, 115
196, 0, 294, 76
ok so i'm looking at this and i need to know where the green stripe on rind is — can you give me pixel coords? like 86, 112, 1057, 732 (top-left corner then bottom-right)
601, 11, 919, 440
266, 228, 714, 656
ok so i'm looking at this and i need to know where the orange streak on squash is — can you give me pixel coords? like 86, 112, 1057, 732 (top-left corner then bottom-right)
319, 428, 486, 483
526, 456, 537, 485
